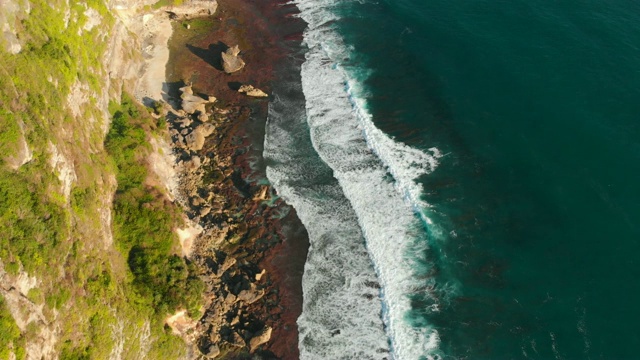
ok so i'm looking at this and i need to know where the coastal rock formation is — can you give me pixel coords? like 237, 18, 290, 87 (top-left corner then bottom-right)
221, 45, 245, 73
161, 93, 287, 356
249, 327, 272, 352
204, 344, 220, 358
185, 123, 215, 151
238, 84, 268, 97
180, 84, 216, 114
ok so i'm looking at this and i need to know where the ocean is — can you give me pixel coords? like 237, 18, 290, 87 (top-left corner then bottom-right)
265, 0, 640, 358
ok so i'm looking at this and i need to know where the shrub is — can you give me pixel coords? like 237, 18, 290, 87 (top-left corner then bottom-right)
0, 297, 22, 360
106, 94, 203, 317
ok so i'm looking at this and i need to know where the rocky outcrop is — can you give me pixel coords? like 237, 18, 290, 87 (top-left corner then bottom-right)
204, 344, 220, 358
0, 260, 58, 360
164, 0, 218, 17
221, 45, 245, 73
193, 248, 272, 356
238, 84, 268, 98
0, 0, 26, 54
249, 327, 272, 353
180, 84, 216, 115
185, 123, 215, 151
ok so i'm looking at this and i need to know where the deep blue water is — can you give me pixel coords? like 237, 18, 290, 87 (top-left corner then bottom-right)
267, 0, 640, 358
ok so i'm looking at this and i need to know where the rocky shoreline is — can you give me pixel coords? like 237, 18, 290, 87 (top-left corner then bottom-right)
156, 0, 309, 358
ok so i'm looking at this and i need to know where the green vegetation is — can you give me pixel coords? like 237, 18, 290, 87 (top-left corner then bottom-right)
152, 0, 184, 9
0, 0, 203, 358
106, 94, 203, 317
0, 167, 67, 273
0, 298, 24, 360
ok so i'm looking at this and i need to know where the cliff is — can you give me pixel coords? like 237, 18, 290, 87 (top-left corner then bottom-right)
0, 0, 217, 358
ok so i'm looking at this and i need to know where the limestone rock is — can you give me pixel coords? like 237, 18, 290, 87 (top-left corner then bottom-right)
204, 344, 220, 359
230, 331, 245, 348
199, 206, 211, 217
221, 45, 245, 73
191, 196, 204, 207
198, 112, 210, 122
185, 156, 201, 172
217, 256, 236, 277
185, 130, 205, 151
185, 124, 215, 151
249, 327, 272, 352
255, 269, 266, 281
237, 283, 264, 305
252, 185, 269, 201
200, 123, 215, 137
238, 85, 268, 98
180, 84, 215, 114
4, 32, 21, 54
224, 293, 236, 306
177, 116, 192, 128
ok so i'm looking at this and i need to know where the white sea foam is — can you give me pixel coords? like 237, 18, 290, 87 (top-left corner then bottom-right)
264, 0, 446, 358
293, 0, 445, 358
300, 44, 441, 360
265, 61, 391, 358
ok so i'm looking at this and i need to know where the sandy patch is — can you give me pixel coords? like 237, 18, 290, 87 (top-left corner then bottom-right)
166, 309, 197, 337
111, 1, 218, 104
176, 222, 203, 257
148, 137, 178, 200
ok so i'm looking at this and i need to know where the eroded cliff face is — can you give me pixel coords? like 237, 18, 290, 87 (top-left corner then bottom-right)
0, 0, 216, 358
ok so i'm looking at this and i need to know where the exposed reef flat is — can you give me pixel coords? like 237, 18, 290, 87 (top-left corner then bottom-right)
162, 0, 309, 358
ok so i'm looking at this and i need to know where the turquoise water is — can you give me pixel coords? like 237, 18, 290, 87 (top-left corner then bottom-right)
265, 0, 640, 357
327, 0, 640, 358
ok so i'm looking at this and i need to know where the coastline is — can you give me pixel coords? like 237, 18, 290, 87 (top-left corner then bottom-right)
155, 0, 309, 358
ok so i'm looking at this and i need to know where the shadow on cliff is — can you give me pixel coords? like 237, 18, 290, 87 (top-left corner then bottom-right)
187, 42, 229, 71
160, 79, 186, 108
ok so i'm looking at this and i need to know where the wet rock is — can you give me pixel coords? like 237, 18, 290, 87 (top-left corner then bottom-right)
221, 45, 245, 73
